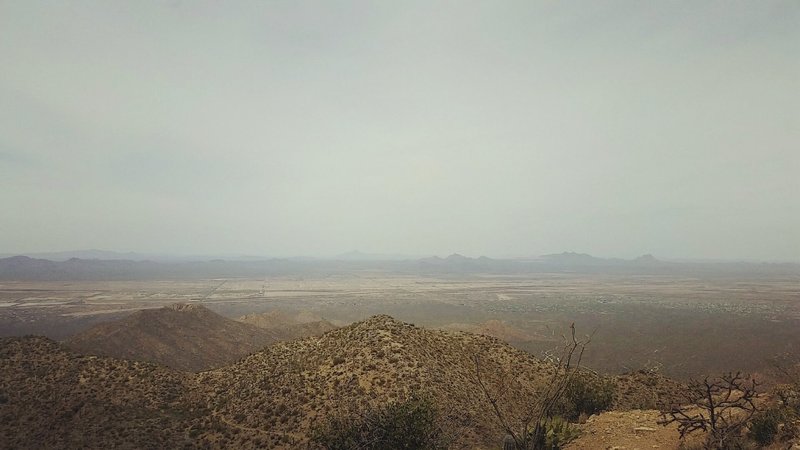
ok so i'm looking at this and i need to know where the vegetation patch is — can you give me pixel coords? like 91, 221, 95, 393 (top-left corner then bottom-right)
310, 395, 447, 449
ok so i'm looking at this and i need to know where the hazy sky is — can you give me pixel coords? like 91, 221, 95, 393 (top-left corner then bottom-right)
1, 1, 798, 260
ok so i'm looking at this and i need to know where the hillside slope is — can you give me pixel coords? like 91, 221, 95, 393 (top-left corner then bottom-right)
199, 315, 562, 448
238, 309, 338, 340
440, 319, 547, 344
0, 336, 204, 449
3, 315, 689, 449
64, 303, 281, 371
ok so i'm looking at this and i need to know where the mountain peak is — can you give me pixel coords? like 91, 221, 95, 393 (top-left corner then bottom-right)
358, 314, 407, 327
634, 254, 659, 263
166, 302, 205, 312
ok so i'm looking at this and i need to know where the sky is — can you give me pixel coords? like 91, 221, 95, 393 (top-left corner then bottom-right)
1, 1, 798, 261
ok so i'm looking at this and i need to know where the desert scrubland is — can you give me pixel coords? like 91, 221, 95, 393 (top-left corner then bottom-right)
2, 269, 797, 379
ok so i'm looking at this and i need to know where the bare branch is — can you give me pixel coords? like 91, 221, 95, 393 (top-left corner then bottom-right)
472, 324, 591, 449
659, 372, 759, 448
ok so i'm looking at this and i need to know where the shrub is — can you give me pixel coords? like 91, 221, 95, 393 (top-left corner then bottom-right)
534, 416, 580, 449
748, 407, 783, 446
559, 371, 615, 420
474, 323, 592, 449
774, 383, 800, 413
311, 395, 446, 449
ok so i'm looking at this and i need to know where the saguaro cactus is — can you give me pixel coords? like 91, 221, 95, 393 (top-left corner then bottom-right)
503, 434, 515, 450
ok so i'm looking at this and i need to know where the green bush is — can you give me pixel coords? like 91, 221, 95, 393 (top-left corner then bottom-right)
311, 395, 446, 449
535, 416, 580, 449
749, 407, 783, 445
560, 371, 615, 420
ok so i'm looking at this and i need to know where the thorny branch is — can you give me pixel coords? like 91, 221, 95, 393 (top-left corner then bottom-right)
473, 323, 592, 449
659, 371, 759, 447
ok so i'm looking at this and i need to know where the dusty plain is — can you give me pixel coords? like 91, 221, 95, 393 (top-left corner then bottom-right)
2, 271, 798, 379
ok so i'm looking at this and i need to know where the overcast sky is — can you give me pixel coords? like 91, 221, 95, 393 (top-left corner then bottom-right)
1, 1, 798, 260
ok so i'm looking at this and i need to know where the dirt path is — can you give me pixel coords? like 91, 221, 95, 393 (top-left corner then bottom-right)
565, 409, 692, 450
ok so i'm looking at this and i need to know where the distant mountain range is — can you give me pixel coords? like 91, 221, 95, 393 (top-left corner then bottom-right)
0, 249, 270, 262
333, 250, 428, 261
0, 252, 797, 281
538, 251, 663, 266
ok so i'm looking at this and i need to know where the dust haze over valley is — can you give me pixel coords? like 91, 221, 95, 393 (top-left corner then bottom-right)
2, 1, 800, 449
1, 255, 799, 380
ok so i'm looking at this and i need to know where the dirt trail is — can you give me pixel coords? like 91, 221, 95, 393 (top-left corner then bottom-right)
565, 409, 691, 450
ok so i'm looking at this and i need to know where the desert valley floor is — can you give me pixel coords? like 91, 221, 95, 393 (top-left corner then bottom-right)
2, 271, 798, 379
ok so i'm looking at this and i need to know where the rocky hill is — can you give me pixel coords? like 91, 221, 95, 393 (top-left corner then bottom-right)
198, 315, 566, 448
237, 309, 338, 340
3, 314, 691, 449
0, 336, 205, 449
64, 303, 282, 371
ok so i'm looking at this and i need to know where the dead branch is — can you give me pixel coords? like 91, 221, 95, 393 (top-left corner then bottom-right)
473, 323, 591, 449
659, 371, 759, 448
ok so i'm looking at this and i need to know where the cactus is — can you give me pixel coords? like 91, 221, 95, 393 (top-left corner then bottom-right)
540, 416, 580, 449
501, 417, 579, 450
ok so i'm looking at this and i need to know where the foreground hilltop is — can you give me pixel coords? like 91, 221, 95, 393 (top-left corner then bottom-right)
2, 314, 686, 449
200, 315, 562, 448
0, 336, 205, 449
64, 303, 282, 371
199, 315, 686, 448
